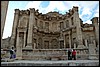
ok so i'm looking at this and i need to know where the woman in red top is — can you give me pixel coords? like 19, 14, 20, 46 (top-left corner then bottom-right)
72, 49, 76, 60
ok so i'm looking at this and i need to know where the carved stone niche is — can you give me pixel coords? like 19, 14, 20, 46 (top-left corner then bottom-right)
52, 17, 56, 20
47, 15, 49, 18
56, 16, 59, 20
44, 16, 46, 19
62, 16, 65, 20
19, 32, 24, 37
49, 17, 51, 20
33, 28, 37, 33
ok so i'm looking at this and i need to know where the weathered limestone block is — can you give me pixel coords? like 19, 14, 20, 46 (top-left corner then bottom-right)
88, 44, 98, 59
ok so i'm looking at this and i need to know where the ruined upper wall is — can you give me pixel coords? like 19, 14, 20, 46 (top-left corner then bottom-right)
14, 6, 79, 21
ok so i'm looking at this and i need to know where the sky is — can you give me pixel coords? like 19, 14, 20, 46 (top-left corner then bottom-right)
2, 1, 99, 39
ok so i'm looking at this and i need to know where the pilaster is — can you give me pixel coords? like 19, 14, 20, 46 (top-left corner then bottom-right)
16, 31, 22, 59
11, 9, 20, 47
91, 17, 99, 47
26, 8, 35, 49
73, 7, 84, 48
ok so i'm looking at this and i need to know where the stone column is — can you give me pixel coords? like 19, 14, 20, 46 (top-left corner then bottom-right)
37, 38, 38, 49
73, 6, 84, 48
34, 43, 36, 49
68, 31, 71, 48
23, 31, 26, 47
16, 31, 22, 59
10, 9, 20, 47
85, 39, 88, 47
93, 40, 96, 47
91, 17, 99, 47
64, 34, 66, 49
26, 8, 35, 49
74, 43, 76, 48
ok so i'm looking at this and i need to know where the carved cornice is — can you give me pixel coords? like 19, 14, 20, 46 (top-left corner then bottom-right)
19, 10, 30, 16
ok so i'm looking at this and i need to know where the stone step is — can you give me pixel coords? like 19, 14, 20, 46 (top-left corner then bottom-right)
1, 60, 99, 66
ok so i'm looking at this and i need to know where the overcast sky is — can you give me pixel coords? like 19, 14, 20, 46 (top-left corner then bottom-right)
2, 1, 99, 39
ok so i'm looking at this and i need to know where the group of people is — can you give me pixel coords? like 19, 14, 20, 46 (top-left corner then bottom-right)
9, 47, 76, 60
68, 49, 76, 60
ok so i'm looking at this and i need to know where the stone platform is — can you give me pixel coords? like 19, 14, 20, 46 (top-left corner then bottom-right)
1, 60, 99, 66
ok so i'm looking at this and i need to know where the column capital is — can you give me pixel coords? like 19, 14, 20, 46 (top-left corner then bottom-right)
72, 6, 78, 12
29, 8, 35, 13
15, 9, 20, 14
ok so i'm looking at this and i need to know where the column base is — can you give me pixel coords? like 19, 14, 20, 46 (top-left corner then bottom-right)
25, 43, 33, 49
24, 46, 33, 49
16, 56, 22, 60
88, 56, 98, 60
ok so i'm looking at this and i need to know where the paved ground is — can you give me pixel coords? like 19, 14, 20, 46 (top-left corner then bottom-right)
1, 59, 99, 66
1, 60, 99, 63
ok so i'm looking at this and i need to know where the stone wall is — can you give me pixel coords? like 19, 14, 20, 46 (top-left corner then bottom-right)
1, 37, 11, 49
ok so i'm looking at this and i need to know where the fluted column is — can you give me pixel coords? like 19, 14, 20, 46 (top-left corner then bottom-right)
26, 8, 35, 49
11, 9, 20, 47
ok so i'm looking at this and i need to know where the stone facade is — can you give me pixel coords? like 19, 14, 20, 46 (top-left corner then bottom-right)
1, 6, 99, 60
1, 1, 9, 44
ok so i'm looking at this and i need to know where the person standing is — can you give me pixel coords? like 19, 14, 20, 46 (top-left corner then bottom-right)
10, 47, 16, 59
72, 49, 76, 60
68, 49, 72, 60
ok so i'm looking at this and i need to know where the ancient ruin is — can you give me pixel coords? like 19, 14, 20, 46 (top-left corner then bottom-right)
1, 6, 99, 60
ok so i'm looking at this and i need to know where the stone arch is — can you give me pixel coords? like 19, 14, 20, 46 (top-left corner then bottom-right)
51, 39, 58, 49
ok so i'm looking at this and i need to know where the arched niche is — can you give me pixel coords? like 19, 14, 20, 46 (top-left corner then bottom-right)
38, 38, 43, 49
51, 39, 58, 49
52, 22, 57, 31
18, 17, 28, 28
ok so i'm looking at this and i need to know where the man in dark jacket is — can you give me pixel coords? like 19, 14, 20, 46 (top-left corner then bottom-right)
68, 49, 72, 60
10, 47, 14, 59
